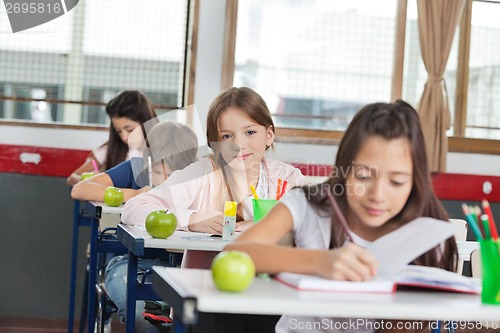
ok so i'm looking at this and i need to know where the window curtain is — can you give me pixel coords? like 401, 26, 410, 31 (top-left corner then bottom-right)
416, 0, 466, 172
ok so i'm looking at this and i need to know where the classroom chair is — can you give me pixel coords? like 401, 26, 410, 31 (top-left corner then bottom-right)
95, 227, 183, 333
449, 218, 468, 274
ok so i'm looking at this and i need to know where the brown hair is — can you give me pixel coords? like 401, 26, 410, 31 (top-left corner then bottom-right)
104, 90, 158, 169
303, 100, 457, 271
143, 121, 198, 172
206, 87, 275, 220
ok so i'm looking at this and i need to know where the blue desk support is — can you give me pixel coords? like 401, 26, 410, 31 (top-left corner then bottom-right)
117, 225, 174, 333
68, 200, 91, 333
68, 200, 125, 333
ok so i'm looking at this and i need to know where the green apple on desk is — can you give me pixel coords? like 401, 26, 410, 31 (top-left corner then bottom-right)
145, 210, 177, 239
103, 186, 124, 207
211, 250, 255, 292
80, 172, 95, 181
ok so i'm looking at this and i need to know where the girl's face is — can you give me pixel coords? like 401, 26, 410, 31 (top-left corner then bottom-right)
218, 107, 274, 171
345, 136, 413, 240
111, 117, 141, 145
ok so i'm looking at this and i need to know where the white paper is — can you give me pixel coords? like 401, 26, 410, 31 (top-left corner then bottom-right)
367, 217, 459, 278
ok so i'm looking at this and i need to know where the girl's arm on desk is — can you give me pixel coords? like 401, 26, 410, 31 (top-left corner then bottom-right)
71, 172, 150, 202
226, 202, 377, 281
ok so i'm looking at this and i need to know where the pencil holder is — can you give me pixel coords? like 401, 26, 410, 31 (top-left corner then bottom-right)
479, 239, 500, 305
252, 199, 277, 223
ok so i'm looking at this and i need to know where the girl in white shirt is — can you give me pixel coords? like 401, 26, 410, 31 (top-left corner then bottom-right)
227, 100, 458, 333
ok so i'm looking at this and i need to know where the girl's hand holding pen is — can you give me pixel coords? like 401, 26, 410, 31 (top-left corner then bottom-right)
317, 243, 378, 282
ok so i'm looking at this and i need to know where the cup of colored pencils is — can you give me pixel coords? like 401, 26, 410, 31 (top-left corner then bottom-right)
251, 184, 278, 223
463, 200, 500, 304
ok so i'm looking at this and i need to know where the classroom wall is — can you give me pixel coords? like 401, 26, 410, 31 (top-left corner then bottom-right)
0, 173, 90, 318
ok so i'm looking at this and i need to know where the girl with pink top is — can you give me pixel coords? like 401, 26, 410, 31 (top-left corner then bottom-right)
121, 87, 305, 269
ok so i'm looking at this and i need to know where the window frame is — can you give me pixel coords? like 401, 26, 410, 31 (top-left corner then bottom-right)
222, 0, 499, 156
0, 0, 199, 130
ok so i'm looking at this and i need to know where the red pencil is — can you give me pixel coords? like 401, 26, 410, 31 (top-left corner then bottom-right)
482, 199, 499, 240
279, 180, 288, 199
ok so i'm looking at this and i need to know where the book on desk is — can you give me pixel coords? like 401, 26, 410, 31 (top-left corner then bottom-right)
275, 265, 481, 295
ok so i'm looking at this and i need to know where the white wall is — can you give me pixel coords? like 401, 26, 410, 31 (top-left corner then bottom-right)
1, 0, 499, 177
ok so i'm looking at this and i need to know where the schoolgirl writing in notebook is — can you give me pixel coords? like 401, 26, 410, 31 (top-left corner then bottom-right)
67, 90, 157, 186
227, 100, 458, 333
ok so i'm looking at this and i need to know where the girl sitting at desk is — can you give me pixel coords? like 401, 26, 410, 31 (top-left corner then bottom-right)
226, 100, 458, 333
67, 90, 158, 186
121, 87, 305, 333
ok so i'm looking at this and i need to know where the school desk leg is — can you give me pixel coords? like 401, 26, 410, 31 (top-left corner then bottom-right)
68, 200, 80, 333
126, 252, 139, 333
87, 217, 99, 333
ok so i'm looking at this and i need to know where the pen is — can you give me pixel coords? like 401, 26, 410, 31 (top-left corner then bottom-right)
147, 156, 153, 187
326, 190, 353, 242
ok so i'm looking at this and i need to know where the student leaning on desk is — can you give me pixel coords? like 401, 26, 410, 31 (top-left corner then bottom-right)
226, 100, 458, 333
121, 87, 305, 333
67, 90, 158, 186
72, 120, 199, 333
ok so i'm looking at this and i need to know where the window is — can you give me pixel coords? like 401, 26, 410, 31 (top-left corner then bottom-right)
230, 0, 500, 151
233, 0, 398, 132
465, 0, 500, 139
0, 0, 191, 126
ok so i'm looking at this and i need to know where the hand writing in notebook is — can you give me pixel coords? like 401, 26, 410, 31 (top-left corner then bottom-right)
318, 243, 378, 281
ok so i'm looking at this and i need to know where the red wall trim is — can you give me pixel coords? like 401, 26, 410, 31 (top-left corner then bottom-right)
0, 144, 89, 178
1, 144, 499, 202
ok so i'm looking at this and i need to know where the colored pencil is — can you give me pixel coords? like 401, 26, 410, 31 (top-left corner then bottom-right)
276, 179, 283, 200
91, 159, 99, 173
481, 214, 492, 240
326, 190, 353, 242
462, 203, 483, 241
280, 180, 288, 200
250, 185, 259, 200
482, 199, 499, 240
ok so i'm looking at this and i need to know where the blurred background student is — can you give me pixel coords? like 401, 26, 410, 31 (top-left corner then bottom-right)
72, 120, 199, 332
67, 90, 157, 186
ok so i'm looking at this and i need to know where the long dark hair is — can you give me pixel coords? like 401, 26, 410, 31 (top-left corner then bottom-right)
303, 100, 457, 271
104, 90, 157, 170
206, 87, 275, 220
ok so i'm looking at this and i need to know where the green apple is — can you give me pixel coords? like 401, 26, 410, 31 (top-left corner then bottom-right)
211, 250, 255, 292
145, 210, 177, 239
103, 186, 124, 207
80, 172, 95, 181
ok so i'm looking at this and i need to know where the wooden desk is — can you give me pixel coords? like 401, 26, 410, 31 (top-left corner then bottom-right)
68, 200, 123, 333
116, 224, 233, 333
152, 267, 500, 332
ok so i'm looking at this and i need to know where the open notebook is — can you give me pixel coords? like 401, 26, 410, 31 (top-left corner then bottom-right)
275, 265, 481, 294
275, 217, 481, 295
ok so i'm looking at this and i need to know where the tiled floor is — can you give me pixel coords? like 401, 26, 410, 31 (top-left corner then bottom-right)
0, 316, 125, 333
